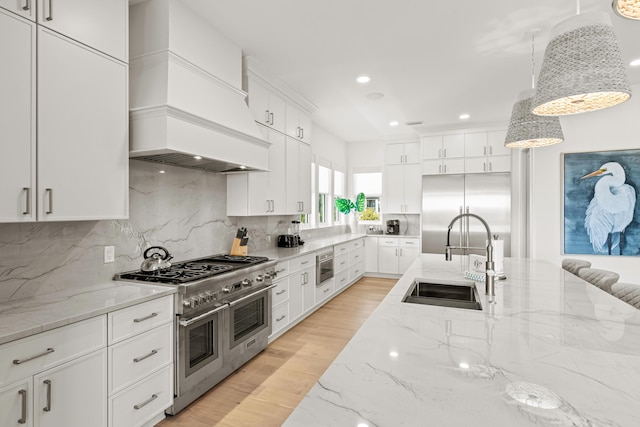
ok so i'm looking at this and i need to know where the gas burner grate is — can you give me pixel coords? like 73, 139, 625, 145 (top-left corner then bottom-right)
206, 255, 269, 264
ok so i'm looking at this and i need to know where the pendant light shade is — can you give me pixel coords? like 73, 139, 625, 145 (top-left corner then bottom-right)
532, 11, 632, 116
613, 0, 640, 20
505, 89, 564, 148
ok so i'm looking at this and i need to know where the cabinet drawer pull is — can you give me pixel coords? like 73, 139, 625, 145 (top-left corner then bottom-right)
300, 261, 309, 265
270, 112, 274, 125
276, 315, 286, 322
45, 188, 53, 214
43, 380, 52, 412
133, 394, 158, 410
133, 349, 158, 363
276, 290, 286, 296
22, 187, 31, 215
13, 347, 54, 365
264, 110, 270, 124
18, 389, 27, 424
45, 0, 53, 20
133, 312, 158, 323
22, 0, 30, 10
323, 288, 330, 293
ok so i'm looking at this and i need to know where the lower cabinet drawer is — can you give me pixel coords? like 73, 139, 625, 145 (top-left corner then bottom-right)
349, 247, 364, 265
315, 279, 334, 304
349, 261, 364, 281
108, 322, 174, 395
272, 302, 289, 335
334, 253, 349, 273
0, 316, 106, 386
109, 364, 173, 427
272, 279, 289, 307
334, 269, 349, 291
108, 295, 173, 345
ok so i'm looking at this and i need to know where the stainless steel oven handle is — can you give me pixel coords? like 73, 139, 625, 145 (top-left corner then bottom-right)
179, 304, 228, 327
228, 284, 276, 307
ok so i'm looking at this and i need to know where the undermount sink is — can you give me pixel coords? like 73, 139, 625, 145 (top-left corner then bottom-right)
402, 279, 482, 310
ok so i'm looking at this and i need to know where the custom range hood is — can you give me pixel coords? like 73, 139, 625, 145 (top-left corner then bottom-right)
128, 0, 270, 173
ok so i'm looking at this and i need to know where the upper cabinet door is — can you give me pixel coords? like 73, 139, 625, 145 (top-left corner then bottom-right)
0, 10, 36, 222
37, 28, 128, 221
487, 130, 510, 156
464, 132, 488, 157
0, 0, 36, 20
37, 0, 127, 62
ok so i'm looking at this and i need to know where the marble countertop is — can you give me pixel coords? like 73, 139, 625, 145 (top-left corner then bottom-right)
284, 254, 640, 426
0, 282, 176, 345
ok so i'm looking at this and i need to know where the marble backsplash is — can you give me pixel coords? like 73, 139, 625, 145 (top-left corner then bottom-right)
0, 160, 343, 302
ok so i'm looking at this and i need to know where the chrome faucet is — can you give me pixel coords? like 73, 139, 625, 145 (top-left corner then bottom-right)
445, 213, 496, 296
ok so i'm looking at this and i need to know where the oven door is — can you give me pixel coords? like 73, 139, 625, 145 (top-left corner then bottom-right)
176, 305, 226, 395
227, 285, 274, 354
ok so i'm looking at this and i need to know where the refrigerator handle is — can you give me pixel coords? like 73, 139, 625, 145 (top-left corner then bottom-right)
465, 206, 470, 249
458, 206, 463, 248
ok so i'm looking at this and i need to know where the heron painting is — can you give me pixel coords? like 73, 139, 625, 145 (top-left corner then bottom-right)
563, 149, 640, 256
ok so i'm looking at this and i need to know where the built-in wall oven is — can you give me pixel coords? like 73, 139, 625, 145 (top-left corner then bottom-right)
316, 249, 334, 285
115, 254, 277, 415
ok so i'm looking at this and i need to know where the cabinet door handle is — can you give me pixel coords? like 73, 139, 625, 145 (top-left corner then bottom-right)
13, 347, 54, 365
265, 110, 270, 124
45, 0, 53, 21
483, 162, 486, 172
270, 112, 274, 125
484, 146, 487, 155
23, 187, 31, 215
443, 148, 447, 157
276, 289, 286, 295
489, 145, 493, 155
438, 164, 442, 174
444, 164, 447, 174
276, 315, 286, 322
22, 0, 30, 11
489, 162, 493, 172
133, 349, 158, 363
43, 380, 52, 412
133, 312, 158, 323
45, 188, 53, 214
301, 128, 304, 139
134, 394, 158, 410
18, 389, 27, 424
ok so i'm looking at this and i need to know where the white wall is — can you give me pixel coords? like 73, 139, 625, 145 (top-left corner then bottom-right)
312, 124, 348, 169
530, 83, 640, 282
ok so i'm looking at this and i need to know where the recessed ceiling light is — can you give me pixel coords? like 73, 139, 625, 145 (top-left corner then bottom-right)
389, 121, 399, 127
459, 113, 470, 120
631, 58, 640, 66
159, 170, 166, 174
459, 362, 470, 369
193, 155, 202, 160
356, 75, 370, 83
366, 92, 384, 100
389, 351, 399, 357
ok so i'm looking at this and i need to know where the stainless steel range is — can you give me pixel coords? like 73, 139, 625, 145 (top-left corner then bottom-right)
115, 253, 277, 415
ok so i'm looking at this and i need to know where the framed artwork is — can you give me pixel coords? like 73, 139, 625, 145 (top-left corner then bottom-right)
563, 149, 640, 256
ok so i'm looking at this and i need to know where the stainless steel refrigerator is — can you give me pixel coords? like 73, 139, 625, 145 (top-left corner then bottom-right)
421, 173, 511, 256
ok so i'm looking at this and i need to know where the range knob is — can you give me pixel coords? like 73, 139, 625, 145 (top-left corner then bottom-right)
265, 270, 277, 279
255, 275, 264, 283
222, 286, 231, 293
183, 299, 193, 308
205, 290, 216, 301
241, 279, 252, 287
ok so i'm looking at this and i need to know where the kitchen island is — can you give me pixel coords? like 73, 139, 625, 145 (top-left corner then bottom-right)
284, 254, 640, 426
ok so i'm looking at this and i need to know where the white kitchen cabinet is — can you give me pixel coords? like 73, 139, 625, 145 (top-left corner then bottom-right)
378, 237, 420, 274
0, 378, 32, 427
37, 28, 128, 221
0, 316, 107, 427
36, 0, 128, 62
465, 155, 511, 174
386, 142, 420, 165
0, 10, 35, 222
315, 278, 334, 304
288, 255, 316, 323
383, 163, 421, 213
0, 0, 35, 20
34, 349, 107, 427
464, 130, 510, 158
285, 103, 312, 144
422, 158, 465, 175
227, 126, 287, 215
334, 238, 365, 289
422, 134, 465, 160
246, 76, 286, 133
286, 137, 312, 214
107, 295, 174, 427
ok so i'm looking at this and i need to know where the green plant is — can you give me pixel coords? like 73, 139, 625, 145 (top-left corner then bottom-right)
335, 193, 365, 214
359, 207, 379, 221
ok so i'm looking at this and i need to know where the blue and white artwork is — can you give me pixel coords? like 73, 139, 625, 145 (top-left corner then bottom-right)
563, 149, 640, 256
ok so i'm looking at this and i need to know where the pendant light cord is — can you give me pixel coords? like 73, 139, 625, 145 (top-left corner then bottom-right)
531, 33, 535, 90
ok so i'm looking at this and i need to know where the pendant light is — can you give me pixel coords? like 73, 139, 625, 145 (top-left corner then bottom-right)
613, 0, 640, 20
504, 33, 564, 148
532, 1, 632, 116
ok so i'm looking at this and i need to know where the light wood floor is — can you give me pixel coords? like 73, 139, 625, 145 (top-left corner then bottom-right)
158, 276, 396, 427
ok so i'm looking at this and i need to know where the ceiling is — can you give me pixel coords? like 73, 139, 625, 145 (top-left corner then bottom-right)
184, 0, 640, 143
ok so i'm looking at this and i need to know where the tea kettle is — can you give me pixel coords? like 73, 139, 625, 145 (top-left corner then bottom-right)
140, 246, 173, 273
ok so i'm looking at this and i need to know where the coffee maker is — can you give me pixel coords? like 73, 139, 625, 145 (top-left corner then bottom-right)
386, 220, 400, 235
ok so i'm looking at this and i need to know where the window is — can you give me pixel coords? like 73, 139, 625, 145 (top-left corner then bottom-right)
317, 164, 331, 226
353, 170, 382, 222
333, 169, 345, 224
